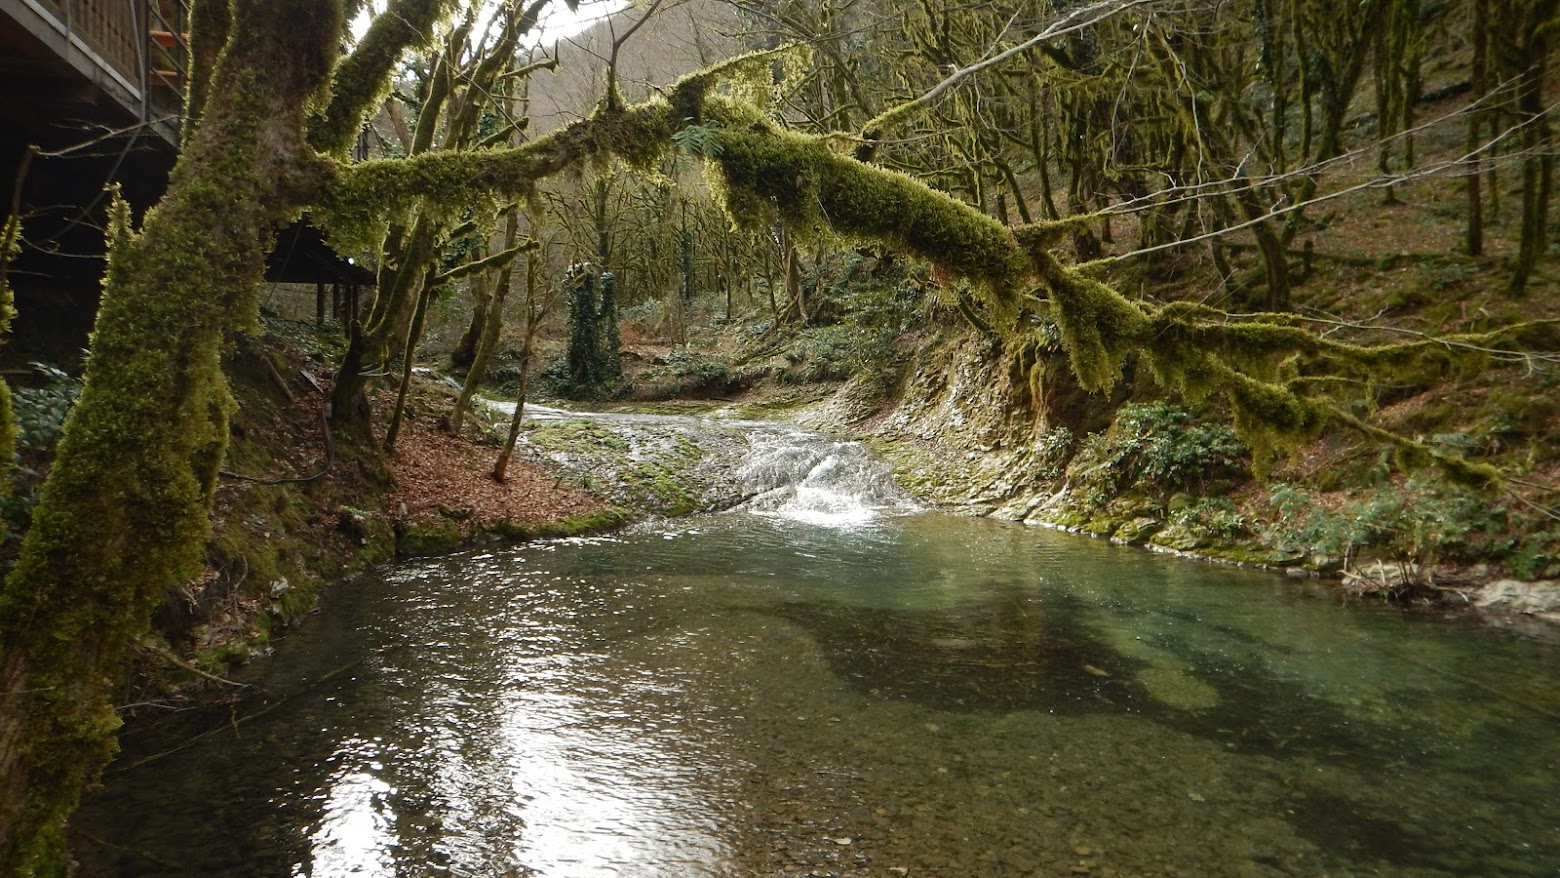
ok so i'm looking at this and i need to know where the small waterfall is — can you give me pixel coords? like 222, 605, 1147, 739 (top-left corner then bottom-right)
733, 425, 917, 526
472, 397, 916, 525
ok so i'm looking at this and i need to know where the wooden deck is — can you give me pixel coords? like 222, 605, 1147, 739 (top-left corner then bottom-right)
0, 0, 189, 143
0, 0, 368, 305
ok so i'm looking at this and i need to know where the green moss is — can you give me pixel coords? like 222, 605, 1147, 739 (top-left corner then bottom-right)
394, 519, 466, 557
622, 462, 700, 515
320, 102, 675, 252
308, 0, 438, 154
1041, 266, 1151, 394
338, 506, 397, 566
194, 643, 254, 674
0, 3, 534, 868
488, 507, 631, 540
0, 214, 19, 500
1114, 517, 1164, 543
526, 419, 631, 453
706, 120, 1030, 299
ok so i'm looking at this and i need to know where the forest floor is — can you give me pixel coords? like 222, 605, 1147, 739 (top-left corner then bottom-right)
155, 332, 625, 692
380, 391, 602, 534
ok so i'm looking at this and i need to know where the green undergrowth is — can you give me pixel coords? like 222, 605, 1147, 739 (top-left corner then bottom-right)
624, 348, 742, 400
1010, 386, 1555, 588
725, 273, 1556, 598
0, 363, 82, 555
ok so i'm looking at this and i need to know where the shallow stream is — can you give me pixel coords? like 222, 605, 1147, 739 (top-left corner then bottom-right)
76, 419, 1560, 877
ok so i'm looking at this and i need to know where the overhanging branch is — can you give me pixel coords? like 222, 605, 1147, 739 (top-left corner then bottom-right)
309, 0, 463, 156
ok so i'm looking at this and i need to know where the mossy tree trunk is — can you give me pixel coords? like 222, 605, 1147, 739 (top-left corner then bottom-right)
382, 263, 439, 450
451, 280, 492, 369
1503, 0, 1558, 296
450, 206, 523, 435
0, 216, 20, 499
0, 1, 344, 869
331, 2, 548, 437
0, 0, 454, 868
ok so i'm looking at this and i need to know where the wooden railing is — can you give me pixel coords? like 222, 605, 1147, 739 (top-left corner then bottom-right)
144, 0, 188, 98
17, 0, 190, 135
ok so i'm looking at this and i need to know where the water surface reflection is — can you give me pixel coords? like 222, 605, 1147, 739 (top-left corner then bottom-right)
77, 515, 1560, 877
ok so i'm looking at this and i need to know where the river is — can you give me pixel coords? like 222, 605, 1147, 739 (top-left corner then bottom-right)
74, 417, 1560, 877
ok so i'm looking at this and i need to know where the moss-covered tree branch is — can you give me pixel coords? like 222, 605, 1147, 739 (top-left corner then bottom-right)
309, 0, 458, 156
320, 102, 675, 247
695, 110, 1544, 489
435, 239, 535, 286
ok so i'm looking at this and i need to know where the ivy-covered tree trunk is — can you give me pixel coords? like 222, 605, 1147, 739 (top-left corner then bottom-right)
564, 271, 601, 395
0, 1, 343, 871
599, 270, 622, 386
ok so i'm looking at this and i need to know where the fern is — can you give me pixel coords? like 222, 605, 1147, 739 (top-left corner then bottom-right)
672, 120, 724, 157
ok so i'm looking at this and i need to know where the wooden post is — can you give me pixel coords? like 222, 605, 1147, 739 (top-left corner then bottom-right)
315, 281, 325, 326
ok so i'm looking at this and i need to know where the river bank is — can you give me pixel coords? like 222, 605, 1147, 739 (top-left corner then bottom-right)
153, 314, 1556, 707
767, 331, 1560, 633
74, 499, 1560, 877
136, 325, 636, 696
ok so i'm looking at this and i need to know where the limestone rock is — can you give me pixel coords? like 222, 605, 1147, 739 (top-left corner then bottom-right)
1473, 579, 1560, 621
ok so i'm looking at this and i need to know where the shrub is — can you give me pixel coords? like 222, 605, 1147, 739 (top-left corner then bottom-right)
4, 363, 83, 549
1170, 497, 1249, 541
666, 348, 732, 387
1511, 530, 1560, 580
12, 363, 79, 456
1263, 477, 1519, 570
1033, 427, 1076, 480
779, 325, 855, 384
1077, 402, 1248, 502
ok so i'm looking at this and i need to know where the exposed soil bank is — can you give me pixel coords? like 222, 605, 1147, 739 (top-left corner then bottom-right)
133, 325, 638, 699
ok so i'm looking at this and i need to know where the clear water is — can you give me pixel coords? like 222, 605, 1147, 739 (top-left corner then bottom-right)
75, 446, 1560, 877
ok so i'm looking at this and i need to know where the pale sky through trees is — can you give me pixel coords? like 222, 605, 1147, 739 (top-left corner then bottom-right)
533, 0, 631, 45
351, 0, 632, 46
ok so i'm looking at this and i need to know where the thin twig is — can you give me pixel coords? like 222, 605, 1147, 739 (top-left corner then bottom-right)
218, 403, 336, 485
145, 647, 249, 689
863, 0, 1163, 134
113, 659, 367, 772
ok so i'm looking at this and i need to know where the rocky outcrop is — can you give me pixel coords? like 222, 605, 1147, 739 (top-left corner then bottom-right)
796, 329, 1558, 621
1474, 580, 1560, 624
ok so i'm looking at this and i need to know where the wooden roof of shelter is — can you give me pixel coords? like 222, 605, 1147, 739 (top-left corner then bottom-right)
1, 0, 368, 294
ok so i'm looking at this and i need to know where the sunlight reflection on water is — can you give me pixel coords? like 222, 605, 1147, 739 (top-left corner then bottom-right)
74, 466, 1560, 877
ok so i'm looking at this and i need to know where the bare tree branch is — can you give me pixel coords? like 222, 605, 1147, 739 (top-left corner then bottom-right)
861, 0, 1163, 137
